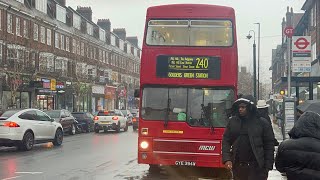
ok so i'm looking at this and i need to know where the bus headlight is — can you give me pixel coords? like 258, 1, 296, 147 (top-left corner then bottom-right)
140, 141, 149, 149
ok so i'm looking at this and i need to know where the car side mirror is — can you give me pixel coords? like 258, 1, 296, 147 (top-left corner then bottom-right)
61, 115, 66, 118
50, 118, 55, 122
134, 89, 139, 98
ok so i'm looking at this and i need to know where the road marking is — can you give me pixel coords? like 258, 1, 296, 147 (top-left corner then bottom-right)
15, 172, 43, 175
2, 176, 22, 180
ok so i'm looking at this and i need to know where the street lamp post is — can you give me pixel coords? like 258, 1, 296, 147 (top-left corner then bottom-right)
255, 23, 261, 100
247, 30, 257, 101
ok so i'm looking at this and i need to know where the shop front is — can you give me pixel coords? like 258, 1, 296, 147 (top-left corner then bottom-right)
105, 85, 116, 110
92, 85, 105, 112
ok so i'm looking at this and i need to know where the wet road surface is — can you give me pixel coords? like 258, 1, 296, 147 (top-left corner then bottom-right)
0, 127, 285, 180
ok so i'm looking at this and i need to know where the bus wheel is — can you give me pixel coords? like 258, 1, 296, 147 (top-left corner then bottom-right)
149, 164, 161, 173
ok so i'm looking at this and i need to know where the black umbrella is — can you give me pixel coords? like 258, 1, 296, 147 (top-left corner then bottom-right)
296, 100, 320, 114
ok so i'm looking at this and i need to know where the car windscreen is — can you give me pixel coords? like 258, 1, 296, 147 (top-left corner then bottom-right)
0, 110, 20, 119
46, 111, 61, 118
97, 111, 116, 116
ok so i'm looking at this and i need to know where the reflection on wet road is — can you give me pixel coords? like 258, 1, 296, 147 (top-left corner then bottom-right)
0, 128, 284, 180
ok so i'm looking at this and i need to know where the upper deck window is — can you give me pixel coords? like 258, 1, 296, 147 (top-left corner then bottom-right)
146, 20, 233, 47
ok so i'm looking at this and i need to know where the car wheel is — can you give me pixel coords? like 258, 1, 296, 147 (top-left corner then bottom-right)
53, 128, 63, 146
69, 124, 76, 135
94, 128, 100, 133
124, 122, 128, 132
19, 131, 34, 151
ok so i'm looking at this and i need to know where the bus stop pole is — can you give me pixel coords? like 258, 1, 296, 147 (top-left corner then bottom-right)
288, 37, 292, 97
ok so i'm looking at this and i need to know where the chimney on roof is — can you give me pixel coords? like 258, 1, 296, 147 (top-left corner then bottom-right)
113, 28, 126, 40
56, 0, 66, 6
76, 6, 92, 21
126, 36, 138, 47
97, 19, 111, 32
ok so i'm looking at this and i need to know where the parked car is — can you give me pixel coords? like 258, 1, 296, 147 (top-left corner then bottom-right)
120, 109, 133, 125
131, 111, 139, 131
71, 112, 94, 133
94, 110, 128, 133
0, 109, 63, 151
46, 110, 79, 135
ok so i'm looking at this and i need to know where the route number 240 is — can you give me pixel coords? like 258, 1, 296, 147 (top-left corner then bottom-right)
196, 58, 209, 69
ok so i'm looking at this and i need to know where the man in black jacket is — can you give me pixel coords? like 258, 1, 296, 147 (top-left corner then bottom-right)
275, 111, 320, 180
222, 95, 275, 180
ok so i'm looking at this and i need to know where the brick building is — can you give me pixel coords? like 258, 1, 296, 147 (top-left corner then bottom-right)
0, 0, 141, 112
271, 0, 319, 103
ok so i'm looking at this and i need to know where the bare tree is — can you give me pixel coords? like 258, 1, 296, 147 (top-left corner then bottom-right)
238, 68, 253, 96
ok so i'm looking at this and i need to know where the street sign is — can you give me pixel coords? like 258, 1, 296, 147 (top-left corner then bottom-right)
284, 27, 294, 38
292, 36, 311, 72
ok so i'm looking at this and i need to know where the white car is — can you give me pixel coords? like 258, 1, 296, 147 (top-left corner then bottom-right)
0, 109, 63, 151
94, 110, 128, 133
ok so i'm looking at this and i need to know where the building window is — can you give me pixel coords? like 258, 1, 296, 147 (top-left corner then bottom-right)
0, 9, 2, 30
87, 22, 93, 35
60, 35, 65, 50
16, 17, 21, 36
33, 23, 39, 41
40, 26, 45, 44
72, 39, 76, 54
56, 4, 66, 23
23, 20, 28, 38
73, 13, 81, 30
76, 40, 80, 55
0, 44, 2, 64
7, 13, 13, 33
55, 32, 60, 49
99, 28, 106, 41
35, 0, 47, 13
47, 29, 51, 46
66, 37, 70, 52
80, 42, 84, 56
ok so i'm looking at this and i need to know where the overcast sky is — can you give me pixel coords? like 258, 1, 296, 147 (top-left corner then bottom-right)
67, 0, 306, 83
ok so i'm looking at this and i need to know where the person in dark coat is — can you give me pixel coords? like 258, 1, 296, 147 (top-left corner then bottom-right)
222, 95, 275, 180
275, 111, 320, 180
257, 100, 280, 146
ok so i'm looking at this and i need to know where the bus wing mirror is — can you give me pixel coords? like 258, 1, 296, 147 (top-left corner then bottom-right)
134, 89, 139, 98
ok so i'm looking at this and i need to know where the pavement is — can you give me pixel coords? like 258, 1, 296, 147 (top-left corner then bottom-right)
268, 122, 287, 180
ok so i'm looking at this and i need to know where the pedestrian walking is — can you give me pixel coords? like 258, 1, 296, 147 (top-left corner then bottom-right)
275, 111, 320, 180
222, 95, 275, 180
257, 100, 279, 146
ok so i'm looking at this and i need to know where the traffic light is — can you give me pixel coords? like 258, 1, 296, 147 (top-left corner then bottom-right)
280, 90, 285, 95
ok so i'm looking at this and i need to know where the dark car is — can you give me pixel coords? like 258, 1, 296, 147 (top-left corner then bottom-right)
46, 109, 78, 135
71, 112, 94, 133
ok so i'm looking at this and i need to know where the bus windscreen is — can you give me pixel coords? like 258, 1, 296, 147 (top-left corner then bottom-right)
141, 87, 234, 127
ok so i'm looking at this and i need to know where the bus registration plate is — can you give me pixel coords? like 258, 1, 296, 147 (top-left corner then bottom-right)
175, 161, 196, 166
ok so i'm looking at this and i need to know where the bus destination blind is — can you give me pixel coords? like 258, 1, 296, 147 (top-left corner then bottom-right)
156, 55, 221, 79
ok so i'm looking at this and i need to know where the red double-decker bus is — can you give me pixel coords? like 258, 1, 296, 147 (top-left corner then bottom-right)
137, 4, 238, 172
